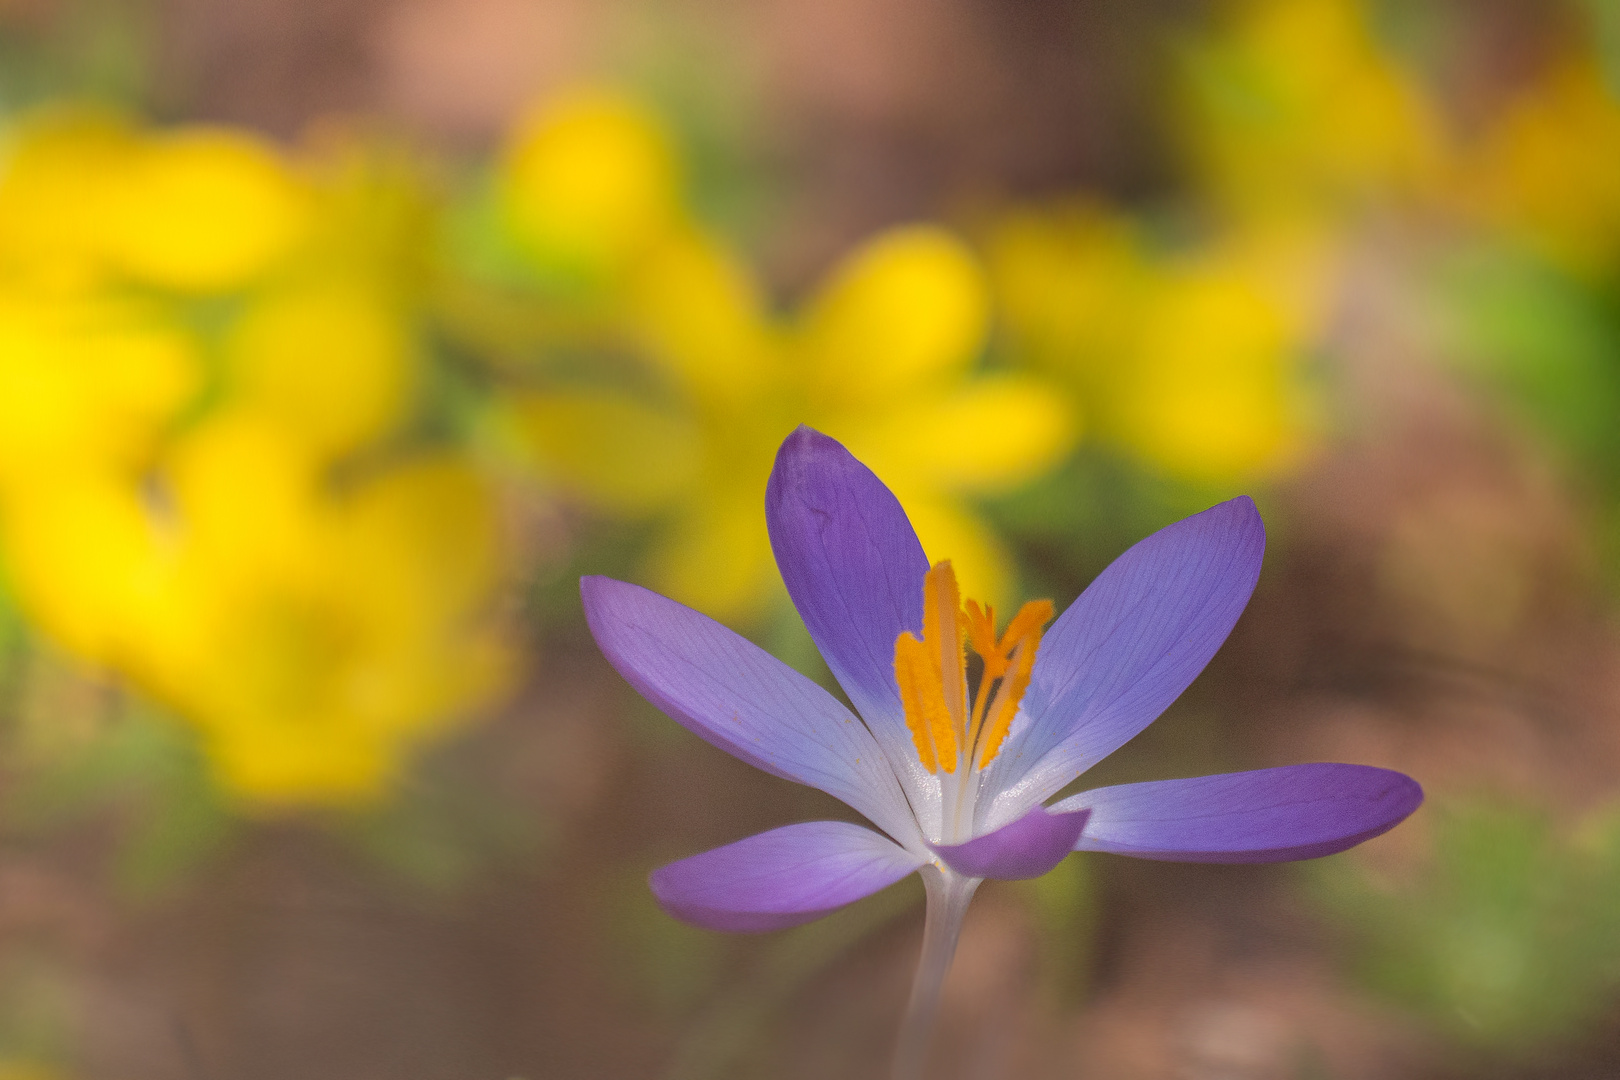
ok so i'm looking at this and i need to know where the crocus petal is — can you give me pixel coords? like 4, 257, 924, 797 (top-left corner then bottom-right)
651, 821, 927, 932
980, 496, 1266, 828
1053, 764, 1424, 863
765, 427, 936, 803
582, 575, 919, 846
931, 806, 1091, 881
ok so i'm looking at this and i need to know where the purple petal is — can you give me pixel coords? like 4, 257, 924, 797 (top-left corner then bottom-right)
931, 806, 1091, 880
582, 575, 918, 846
1053, 763, 1424, 863
981, 497, 1266, 826
765, 427, 932, 790
650, 821, 926, 932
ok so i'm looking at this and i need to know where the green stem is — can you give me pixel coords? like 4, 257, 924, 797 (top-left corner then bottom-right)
891, 865, 980, 1080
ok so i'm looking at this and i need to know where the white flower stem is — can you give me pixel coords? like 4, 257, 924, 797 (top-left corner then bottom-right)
892, 865, 980, 1080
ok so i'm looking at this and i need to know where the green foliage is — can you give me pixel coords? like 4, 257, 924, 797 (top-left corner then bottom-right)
1432, 244, 1620, 580
986, 446, 1280, 604
1580, 0, 1620, 92
0, 0, 151, 111
0, 568, 25, 722
0, 948, 73, 1071
1012, 855, 1096, 1005
1434, 245, 1620, 486
6, 700, 236, 898
338, 771, 546, 897
606, 871, 725, 1019
661, 883, 919, 1080
1317, 800, 1620, 1051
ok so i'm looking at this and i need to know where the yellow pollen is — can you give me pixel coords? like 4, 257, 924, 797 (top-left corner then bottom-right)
893, 561, 1052, 773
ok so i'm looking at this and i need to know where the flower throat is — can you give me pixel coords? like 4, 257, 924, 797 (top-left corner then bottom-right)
893, 561, 1052, 774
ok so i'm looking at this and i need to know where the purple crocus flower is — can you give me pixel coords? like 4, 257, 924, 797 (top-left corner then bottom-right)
582, 427, 1421, 1077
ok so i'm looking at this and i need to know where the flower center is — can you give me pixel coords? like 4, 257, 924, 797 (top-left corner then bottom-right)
893, 560, 1053, 774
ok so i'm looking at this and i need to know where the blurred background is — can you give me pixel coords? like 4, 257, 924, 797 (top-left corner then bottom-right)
1, 0, 1620, 1076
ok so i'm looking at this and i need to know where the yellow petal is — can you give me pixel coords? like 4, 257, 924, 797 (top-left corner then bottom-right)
1461, 58, 1620, 276
199, 706, 404, 807
1114, 243, 1323, 480
225, 280, 413, 455
1176, 0, 1449, 224
0, 292, 200, 481
842, 374, 1077, 493
341, 454, 502, 625
0, 477, 178, 666
986, 201, 1145, 385
165, 412, 324, 582
165, 451, 511, 807
645, 488, 779, 621
100, 126, 312, 291
626, 227, 780, 404
0, 108, 134, 276
498, 88, 681, 281
504, 388, 699, 516
799, 225, 990, 403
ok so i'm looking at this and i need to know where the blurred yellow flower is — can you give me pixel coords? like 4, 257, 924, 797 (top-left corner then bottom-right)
1179, 0, 1620, 281
975, 0, 1443, 489
0, 1063, 65, 1080
1177, 0, 1450, 228
0, 109, 312, 291
989, 202, 1327, 482
509, 222, 1074, 618
0, 108, 511, 807
150, 420, 506, 802
1460, 57, 1620, 276
0, 290, 199, 485
225, 279, 415, 456
496, 88, 682, 288
99, 126, 312, 292
433, 87, 686, 366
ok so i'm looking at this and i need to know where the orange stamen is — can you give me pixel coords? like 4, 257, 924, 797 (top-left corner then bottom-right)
893, 564, 1053, 774
922, 562, 968, 741
998, 600, 1054, 657
961, 599, 1006, 687
895, 632, 955, 772
976, 628, 1042, 767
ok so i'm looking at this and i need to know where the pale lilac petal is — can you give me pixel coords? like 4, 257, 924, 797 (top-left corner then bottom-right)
650, 821, 927, 932
765, 427, 935, 803
981, 497, 1266, 827
582, 575, 918, 846
931, 806, 1091, 881
1052, 764, 1424, 863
